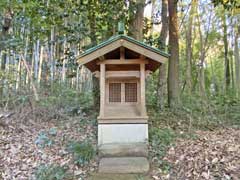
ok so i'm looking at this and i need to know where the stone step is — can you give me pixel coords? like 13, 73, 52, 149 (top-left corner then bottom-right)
99, 157, 149, 174
88, 173, 152, 180
98, 143, 148, 157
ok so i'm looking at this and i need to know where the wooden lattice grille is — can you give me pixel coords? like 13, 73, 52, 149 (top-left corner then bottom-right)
109, 83, 121, 102
125, 83, 137, 102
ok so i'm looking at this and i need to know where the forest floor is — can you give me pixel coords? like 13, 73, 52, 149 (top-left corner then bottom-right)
150, 128, 240, 180
0, 106, 239, 180
0, 106, 98, 180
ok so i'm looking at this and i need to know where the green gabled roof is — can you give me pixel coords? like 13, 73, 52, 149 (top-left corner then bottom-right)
77, 34, 170, 59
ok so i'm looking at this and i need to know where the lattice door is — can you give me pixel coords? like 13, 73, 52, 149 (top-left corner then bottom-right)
125, 83, 137, 102
109, 83, 121, 102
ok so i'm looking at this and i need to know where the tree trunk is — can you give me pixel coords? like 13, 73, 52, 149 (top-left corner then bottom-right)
62, 18, 68, 84
16, 59, 22, 91
157, 0, 168, 109
62, 41, 67, 83
196, 4, 209, 98
24, 34, 29, 85
185, 0, 197, 93
199, 52, 206, 98
230, 53, 234, 89
88, 1, 99, 108
167, 0, 180, 108
235, 26, 240, 97
37, 46, 44, 87
222, 13, 230, 92
129, 0, 145, 41
0, 8, 13, 96
34, 40, 40, 80
50, 27, 55, 88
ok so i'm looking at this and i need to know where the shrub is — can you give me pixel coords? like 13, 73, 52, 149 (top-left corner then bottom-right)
67, 141, 95, 166
34, 164, 73, 180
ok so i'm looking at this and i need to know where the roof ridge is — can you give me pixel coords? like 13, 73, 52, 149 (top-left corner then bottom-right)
76, 35, 170, 59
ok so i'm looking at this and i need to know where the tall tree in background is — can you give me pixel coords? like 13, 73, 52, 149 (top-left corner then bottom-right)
167, 0, 179, 107
0, 7, 13, 96
185, 0, 197, 93
235, 25, 240, 97
157, 0, 168, 109
196, 4, 212, 98
129, 0, 145, 41
222, 12, 230, 91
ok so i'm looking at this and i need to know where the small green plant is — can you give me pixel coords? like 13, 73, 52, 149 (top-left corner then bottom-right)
150, 128, 175, 146
35, 131, 53, 148
149, 128, 175, 174
35, 128, 58, 148
34, 164, 73, 180
67, 141, 95, 166
149, 128, 175, 160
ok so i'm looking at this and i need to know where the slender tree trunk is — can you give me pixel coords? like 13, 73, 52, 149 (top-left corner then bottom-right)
196, 5, 211, 98
235, 26, 240, 97
34, 40, 40, 80
129, 0, 145, 41
62, 39, 67, 83
230, 53, 234, 89
198, 16, 206, 98
37, 46, 44, 87
21, 55, 39, 101
16, 59, 22, 91
222, 13, 230, 92
62, 18, 68, 84
185, 0, 197, 93
50, 27, 55, 87
157, 0, 168, 109
88, 1, 99, 108
167, 0, 180, 107
24, 34, 29, 85
199, 52, 206, 98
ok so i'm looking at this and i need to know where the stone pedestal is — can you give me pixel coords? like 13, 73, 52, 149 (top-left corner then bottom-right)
98, 124, 148, 145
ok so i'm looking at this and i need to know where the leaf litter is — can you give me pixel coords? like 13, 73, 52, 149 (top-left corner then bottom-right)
0, 106, 98, 180
151, 128, 240, 180
1, 107, 240, 180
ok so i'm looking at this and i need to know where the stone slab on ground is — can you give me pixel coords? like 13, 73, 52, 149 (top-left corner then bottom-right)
88, 173, 152, 180
99, 143, 148, 157
98, 157, 149, 174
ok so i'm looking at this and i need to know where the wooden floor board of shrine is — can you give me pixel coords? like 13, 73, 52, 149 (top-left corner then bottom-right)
105, 104, 141, 117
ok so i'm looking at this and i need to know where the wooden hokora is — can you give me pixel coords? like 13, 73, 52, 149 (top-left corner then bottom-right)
77, 34, 169, 173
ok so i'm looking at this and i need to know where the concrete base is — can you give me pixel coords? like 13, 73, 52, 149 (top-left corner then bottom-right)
98, 157, 149, 174
99, 143, 148, 157
98, 124, 148, 145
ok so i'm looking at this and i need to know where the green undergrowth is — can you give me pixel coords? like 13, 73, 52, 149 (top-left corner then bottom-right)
38, 84, 94, 116
148, 92, 240, 173
67, 141, 96, 166
0, 83, 95, 118
148, 94, 240, 132
34, 164, 74, 180
149, 127, 176, 172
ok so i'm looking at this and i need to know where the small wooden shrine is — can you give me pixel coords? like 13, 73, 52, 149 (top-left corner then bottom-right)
77, 34, 169, 173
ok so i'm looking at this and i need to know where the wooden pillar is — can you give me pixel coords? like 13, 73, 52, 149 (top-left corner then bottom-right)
140, 63, 147, 116
100, 63, 105, 117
